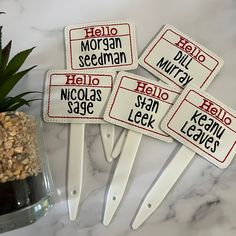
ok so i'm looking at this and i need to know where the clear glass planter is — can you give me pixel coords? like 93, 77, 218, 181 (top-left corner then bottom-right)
0, 111, 54, 233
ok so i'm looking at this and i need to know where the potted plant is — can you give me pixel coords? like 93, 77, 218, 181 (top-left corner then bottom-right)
0, 16, 54, 233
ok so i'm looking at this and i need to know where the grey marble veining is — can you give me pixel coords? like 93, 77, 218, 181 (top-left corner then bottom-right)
1, 0, 236, 235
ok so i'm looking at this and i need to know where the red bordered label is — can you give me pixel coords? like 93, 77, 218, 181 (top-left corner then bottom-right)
65, 19, 138, 71
43, 70, 115, 124
104, 72, 180, 142
139, 24, 224, 90
162, 85, 236, 168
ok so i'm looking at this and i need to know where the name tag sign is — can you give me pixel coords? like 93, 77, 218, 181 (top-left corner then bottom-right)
43, 70, 115, 123
139, 25, 224, 90
65, 19, 138, 71
162, 85, 236, 168
104, 72, 180, 142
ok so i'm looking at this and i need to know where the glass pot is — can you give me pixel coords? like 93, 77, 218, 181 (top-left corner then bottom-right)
0, 111, 54, 233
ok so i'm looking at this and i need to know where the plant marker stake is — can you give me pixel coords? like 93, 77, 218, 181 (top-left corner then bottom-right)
67, 123, 85, 220
64, 19, 138, 215
103, 72, 179, 225
130, 22, 225, 229
112, 129, 127, 159
100, 124, 115, 162
131, 146, 194, 229
132, 83, 233, 229
103, 130, 142, 225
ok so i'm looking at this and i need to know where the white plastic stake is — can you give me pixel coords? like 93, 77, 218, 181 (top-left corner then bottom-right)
112, 129, 127, 159
131, 146, 195, 229
103, 130, 142, 225
100, 124, 115, 162
67, 123, 85, 220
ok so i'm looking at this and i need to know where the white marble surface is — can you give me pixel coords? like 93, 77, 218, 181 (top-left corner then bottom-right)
1, 0, 236, 235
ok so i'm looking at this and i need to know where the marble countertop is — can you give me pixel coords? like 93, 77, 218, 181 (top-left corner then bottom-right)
2, 0, 236, 235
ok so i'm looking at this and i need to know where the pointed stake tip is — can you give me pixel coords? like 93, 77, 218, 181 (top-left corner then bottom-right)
131, 221, 141, 230
102, 210, 113, 226
105, 156, 113, 163
69, 211, 77, 221
131, 225, 136, 230
111, 153, 119, 159
68, 200, 79, 221
102, 218, 111, 226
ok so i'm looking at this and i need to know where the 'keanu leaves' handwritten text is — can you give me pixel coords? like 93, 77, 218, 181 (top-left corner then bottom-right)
180, 98, 230, 153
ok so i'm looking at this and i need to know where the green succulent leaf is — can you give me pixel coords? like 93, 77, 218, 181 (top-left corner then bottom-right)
0, 26, 3, 66
0, 96, 40, 112
3, 97, 29, 111
0, 22, 38, 111
0, 97, 28, 111
3, 47, 35, 78
0, 97, 13, 109
0, 40, 12, 73
0, 65, 36, 103
0, 91, 40, 107
7, 99, 40, 111
8, 100, 29, 111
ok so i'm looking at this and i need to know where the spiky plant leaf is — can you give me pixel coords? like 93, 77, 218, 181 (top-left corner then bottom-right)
0, 12, 5, 65
0, 91, 41, 111
5, 97, 30, 110
0, 40, 12, 73
0, 23, 39, 111
8, 99, 40, 111
3, 47, 35, 78
0, 26, 3, 66
0, 65, 36, 103
0, 97, 28, 111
